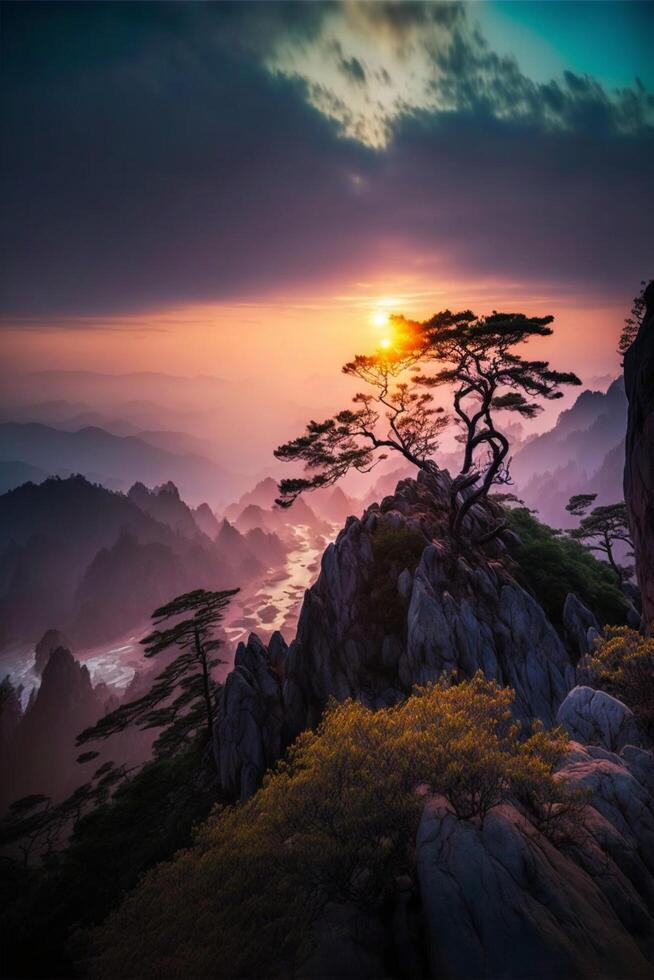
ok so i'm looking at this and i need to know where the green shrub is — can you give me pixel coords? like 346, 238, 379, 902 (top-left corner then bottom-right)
86, 676, 571, 980
369, 523, 426, 632
506, 507, 629, 630
585, 626, 654, 739
0, 742, 217, 978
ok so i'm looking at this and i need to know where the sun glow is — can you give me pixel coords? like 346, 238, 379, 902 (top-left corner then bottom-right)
379, 336, 392, 350
371, 309, 389, 328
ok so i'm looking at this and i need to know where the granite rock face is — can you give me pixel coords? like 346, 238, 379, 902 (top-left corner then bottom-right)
213, 632, 286, 802
416, 743, 654, 980
284, 469, 573, 740
557, 685, 642, 752
624, 283, 654, 625
215, 471, 577, 801
563, 593, 601, 663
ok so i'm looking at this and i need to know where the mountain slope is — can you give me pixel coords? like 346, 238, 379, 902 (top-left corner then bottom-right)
511, 378, 627, 525
511, 378, 626, 488
0, 476, 260, 647
0, 460, 48, 494
0, 422, 238, 503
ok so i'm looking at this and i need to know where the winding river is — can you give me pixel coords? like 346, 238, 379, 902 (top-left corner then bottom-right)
0, 523, 330, 703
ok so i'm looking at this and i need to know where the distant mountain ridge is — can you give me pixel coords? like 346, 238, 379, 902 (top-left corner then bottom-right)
0, 460, 49, 494
511, 378, 626, 526
0, 421, 239, 505
512, 378, 626, 486
0, 476, 268, 648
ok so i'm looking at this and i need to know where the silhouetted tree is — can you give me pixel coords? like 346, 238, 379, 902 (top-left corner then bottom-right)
77, 588, 238, 758
414, 310, 581, 539
276, 308, 580, 543
618, 279, 653, 356
0, 759, 128, 867
275, 318, 448, 506
566, 494, 634, 584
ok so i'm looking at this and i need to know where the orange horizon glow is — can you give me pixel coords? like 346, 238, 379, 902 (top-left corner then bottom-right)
0, 278, 625, 405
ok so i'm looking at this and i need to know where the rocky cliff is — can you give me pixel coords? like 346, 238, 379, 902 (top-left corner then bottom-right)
416, 740, 654, 980
215, 470, 578, 798
624, 282, 654, 625
284, 469, 573, 740
1, 647, 104, 809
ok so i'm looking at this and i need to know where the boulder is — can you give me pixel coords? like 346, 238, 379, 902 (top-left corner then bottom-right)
216, 470, 579, 799
557, 685, 642, 752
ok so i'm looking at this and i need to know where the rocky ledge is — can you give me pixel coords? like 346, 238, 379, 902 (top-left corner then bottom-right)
215, 469, 579, 798
417, 741, 654, 980
283, 469, 573, 739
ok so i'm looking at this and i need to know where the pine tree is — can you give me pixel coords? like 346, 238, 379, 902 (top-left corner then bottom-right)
566, 494, 634, 585
77, 588, 238, 758
275, 307, 580, 542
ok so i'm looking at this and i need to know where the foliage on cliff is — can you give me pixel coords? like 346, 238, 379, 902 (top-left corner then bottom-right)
369, 523, 426, 632
586, 626, 654, 739
86, 676, 572, 980
0, 742, 218, 978
506, 507, 629, 629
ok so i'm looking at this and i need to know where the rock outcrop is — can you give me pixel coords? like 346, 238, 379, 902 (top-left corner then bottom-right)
215, 470, 577, 801
34, 627, 71, 675
557, 685, 642, 752
213, 633, 286, 802
284, 469, 573, 740
0, 675, 23, 749
192, 501, 221, 539
562, 593, 601, 663
2, 647, 104, 810
127, 480, 199, 538
624, 281, 654, 626
417, 742, 654, 979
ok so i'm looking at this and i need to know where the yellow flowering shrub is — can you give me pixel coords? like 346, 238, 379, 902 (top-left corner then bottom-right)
85, 675, 572, 980
586, 626, 654, 738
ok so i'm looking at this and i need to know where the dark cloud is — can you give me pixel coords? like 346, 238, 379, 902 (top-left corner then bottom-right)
1, 1, 652, 319
427, 21, 654, 133
339, 55, 367, 86
326, 39, 367, 87
1, 2, 379, 316
382, 107, 653, 293
355, 1, 465, 42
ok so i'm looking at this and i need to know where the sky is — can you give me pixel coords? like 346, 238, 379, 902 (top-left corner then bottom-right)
1, 1, 653, 404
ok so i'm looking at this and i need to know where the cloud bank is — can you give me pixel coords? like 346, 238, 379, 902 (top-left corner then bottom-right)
1, 1, 652, 319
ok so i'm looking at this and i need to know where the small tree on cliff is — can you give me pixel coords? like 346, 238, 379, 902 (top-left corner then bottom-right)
414, 311, 581, 538
274, 318, 449, 506
618, 279, 653, 356
276, 308, 580, 541
77, 588, 238, 758
566, 494, 634, 585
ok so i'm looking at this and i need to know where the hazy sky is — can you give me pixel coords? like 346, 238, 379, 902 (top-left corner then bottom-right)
1, 1, 652, 391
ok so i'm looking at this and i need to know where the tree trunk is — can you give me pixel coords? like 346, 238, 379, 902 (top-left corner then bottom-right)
195, 629, 214, 741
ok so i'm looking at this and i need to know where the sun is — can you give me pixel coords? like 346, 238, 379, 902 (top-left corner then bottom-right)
371, 309, 389, 328
379, 336, 392, 350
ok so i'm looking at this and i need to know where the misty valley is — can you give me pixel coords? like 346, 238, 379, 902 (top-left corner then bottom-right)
2, 3, 654, 980
1, 288, 653, 980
